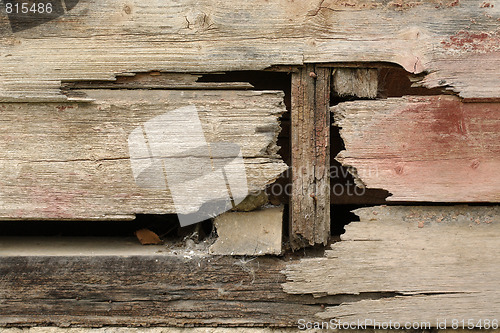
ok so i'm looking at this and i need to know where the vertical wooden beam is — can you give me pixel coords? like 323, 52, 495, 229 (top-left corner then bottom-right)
290, 65, 331, 249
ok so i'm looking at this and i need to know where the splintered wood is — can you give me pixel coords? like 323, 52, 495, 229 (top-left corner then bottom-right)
290, 65, 330, 249
283, 205, 500, 327
0, 90, 287, 220
332, 95, 500, 202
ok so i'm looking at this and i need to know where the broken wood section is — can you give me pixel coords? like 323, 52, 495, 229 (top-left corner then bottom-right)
283, 205, 500, 327
333, 95, 500, 202
0, 90, 287, 220
62, 72, 254, 90
290, 65, 330, 249
209, 206, 283, 256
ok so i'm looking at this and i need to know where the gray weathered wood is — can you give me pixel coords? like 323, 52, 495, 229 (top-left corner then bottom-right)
283, 205, 500, 327
0, 238, 319, 327
333, 68, 378, 98
0, 0, 499, 100
332, 96, 500, 202
0, 89, 287, 220
290, 65, 330, 249
63, 72, 254, 90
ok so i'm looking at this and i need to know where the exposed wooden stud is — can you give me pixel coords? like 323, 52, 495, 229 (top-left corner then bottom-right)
290, 65, 330, 249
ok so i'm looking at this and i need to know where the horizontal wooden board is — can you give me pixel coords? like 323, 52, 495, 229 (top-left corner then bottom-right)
0, 90, 287, 220
332, 95, 500, 202
283, 205, 500, 327
62, 73, 255, 90
0, 0, 499, 100
0, 240, 311, 327
0, 237, 372, 327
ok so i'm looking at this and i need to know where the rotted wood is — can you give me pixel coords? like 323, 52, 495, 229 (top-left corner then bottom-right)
0, 238, 325, 327
283, 205, 500, 327
62, 72, 255, 90
290, 65, 330, 249
332, 68, 378, 98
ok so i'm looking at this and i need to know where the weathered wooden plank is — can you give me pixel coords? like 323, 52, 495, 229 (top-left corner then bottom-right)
333, 68, 378, 98
0, 237, 322, 327
62, 72, 255, 90
332, 96, 500, 202
0, 0, 499, 100
0, 90, 287, 220
290, 65, 330, 249
283, 205, 500, 327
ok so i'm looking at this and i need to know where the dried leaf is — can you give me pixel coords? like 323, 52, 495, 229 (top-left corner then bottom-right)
135, 229, 162, 245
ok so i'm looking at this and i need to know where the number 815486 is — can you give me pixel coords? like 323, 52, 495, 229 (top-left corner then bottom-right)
6, 2, 53, 14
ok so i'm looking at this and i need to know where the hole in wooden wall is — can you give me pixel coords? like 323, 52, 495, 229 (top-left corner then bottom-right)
378, 67, 445, 98
331, 205, 360, 237
0, 215, 213, 239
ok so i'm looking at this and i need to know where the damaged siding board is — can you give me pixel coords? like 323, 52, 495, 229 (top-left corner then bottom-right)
332, 95, 500, 202
0, 90, 287, 220
283, 205, 500, 326
0, 250, 318, 327
0, 0, 499, 100
290, 65, 330, 248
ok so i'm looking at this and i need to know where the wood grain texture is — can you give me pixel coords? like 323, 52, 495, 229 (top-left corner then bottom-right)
333, 68, 378, 98
0, 249, 318, 327
290, 65, 330, 249
0, 89, 287, 220
283, 205, 500, 327
0, 0, 498, 100
63, 73, 255, 90
332, 95, 500, 202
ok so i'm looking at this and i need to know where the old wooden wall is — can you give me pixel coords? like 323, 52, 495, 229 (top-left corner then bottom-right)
0, 0, 499, 328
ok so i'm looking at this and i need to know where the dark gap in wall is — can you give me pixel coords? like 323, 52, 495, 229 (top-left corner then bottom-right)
330, 71, 391, 237
378, 67, 445, 97
331, 205, 360, 237
0, 215, 213, 242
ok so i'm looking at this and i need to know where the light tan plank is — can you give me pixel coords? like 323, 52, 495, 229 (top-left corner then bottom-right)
0, 90, 287, 220
333, 68, 378, 98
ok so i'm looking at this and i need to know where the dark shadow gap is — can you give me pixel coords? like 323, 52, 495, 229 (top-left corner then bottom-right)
0, 215, 213, 241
